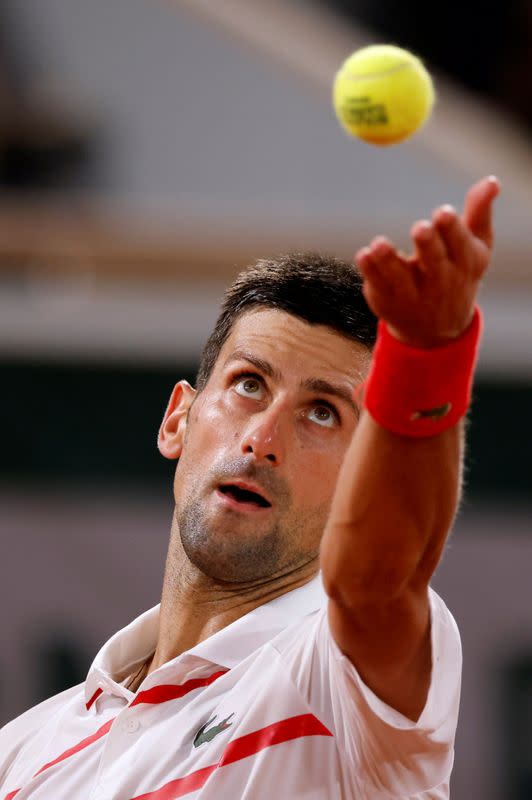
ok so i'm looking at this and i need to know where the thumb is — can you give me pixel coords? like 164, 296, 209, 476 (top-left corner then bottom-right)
463, 175, 500, 249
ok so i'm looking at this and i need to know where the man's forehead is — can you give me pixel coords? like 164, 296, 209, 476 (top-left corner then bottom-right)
220, 308, 370, 381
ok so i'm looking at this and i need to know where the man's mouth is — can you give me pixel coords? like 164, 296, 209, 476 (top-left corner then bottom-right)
216, 483, 272, 510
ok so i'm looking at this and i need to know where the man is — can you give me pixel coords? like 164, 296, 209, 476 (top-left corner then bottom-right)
0, 175, 499, 798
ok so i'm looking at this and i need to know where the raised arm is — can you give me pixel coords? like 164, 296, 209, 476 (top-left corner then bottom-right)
320, 176, 500, 721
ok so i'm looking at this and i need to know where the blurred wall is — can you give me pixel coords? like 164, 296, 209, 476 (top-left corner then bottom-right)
1, 0, 517, 228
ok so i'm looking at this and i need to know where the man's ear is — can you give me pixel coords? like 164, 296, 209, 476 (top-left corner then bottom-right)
158, 380, 197, 460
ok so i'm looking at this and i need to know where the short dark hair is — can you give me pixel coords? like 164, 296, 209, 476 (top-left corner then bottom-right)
195, 251, 377, 390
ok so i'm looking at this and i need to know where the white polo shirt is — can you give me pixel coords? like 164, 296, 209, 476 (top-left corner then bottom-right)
0, 575, 461, 799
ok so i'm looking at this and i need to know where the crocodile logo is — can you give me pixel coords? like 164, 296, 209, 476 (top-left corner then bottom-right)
193, 713, 235, 748
411, 401, 453, 421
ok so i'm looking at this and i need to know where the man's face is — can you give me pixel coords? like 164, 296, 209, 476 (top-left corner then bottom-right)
167, 308, 371, 583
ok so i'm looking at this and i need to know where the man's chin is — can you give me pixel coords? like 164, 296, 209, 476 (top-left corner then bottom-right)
179, 515, 281, 583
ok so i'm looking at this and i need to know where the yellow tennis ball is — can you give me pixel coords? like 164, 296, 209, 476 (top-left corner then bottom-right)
333, 44, 435, 146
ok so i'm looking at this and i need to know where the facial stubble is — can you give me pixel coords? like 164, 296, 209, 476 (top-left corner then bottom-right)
178, 496, 286, 582
175, 408, 326, 583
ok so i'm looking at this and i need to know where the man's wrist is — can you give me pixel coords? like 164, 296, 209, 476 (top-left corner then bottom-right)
362, 307, 483, 437
385, 308, 477, 350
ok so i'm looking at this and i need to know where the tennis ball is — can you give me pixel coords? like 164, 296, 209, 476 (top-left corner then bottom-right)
332, 44, 435, 146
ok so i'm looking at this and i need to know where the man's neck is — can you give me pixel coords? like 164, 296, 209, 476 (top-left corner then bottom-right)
148, 515, 318, 676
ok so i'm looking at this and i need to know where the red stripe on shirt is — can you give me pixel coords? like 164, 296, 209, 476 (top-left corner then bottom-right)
131, 713, 333, 800
2, 669, 228, 800
2, 718, 115, 800
219, 712, 333, 766
34, 717, 115, 777
131, 764, 218, 800
130, 670, 228, 707
85, 687, 103, 710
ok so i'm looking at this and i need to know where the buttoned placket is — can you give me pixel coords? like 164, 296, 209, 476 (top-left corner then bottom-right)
82, 576, 326, 800
85, 669, 136, 800
87, 654, 224, 800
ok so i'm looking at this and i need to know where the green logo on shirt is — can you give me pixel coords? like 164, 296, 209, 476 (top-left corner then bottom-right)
193, 713, 235, 748
411, 401, 452, 421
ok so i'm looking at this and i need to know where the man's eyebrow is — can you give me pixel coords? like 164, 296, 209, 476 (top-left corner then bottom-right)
225, 351, 358, 415
224, 350, 282, 381
301, 378, 358, 414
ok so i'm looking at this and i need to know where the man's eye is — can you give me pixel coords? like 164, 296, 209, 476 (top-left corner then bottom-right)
234, 377, 265, 399
308, 405, 336, 428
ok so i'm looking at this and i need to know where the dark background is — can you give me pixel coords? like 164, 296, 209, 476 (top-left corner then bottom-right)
326, 0, 532, 133
3, 359, 531, 500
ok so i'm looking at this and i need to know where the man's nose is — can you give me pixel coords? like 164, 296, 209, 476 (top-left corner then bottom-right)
239, 407, 286, 466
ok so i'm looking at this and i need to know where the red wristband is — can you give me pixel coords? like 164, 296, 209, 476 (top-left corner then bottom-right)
363, 307, 483, 437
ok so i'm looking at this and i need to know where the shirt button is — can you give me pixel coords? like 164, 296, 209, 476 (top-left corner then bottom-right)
124, 718, 140, 734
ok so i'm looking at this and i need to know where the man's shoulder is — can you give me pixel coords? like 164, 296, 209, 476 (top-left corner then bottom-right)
0, 682, 84, 754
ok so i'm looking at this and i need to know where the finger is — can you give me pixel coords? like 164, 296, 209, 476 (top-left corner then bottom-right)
356, 247, 397, 319
355, 244, 392, 293
411, 219, 448, 271
431, 205, 474, 267
463, 175, 500, 249
368, 236, 406, 267
355, 245, 373, 273
368, 236, 422, 301
369, 236, 411, 279
357, 238, 400, 277
356, 239, 406, 294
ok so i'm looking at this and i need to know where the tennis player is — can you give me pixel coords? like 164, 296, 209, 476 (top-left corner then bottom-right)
0, 175, 499, 799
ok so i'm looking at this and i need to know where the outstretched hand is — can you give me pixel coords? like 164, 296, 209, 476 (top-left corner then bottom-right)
355, 176, 500, 348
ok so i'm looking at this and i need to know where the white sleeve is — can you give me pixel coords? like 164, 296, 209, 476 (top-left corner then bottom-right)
0, 684, 83, 789
277, 587, 461, 797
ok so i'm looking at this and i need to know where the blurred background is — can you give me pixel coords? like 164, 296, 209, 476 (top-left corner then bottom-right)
0, 1, 531, 797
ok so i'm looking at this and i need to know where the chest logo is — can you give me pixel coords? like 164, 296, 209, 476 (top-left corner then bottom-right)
193, 713, 235, 748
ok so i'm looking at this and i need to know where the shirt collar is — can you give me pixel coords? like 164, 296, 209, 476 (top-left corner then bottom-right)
84, 573, 327, 708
